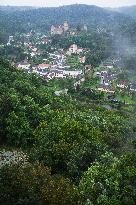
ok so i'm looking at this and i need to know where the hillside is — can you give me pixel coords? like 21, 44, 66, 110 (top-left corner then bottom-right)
0, 3, 136, 205
115, 5, 136, 19
0, 57, 136, 204
0, 4, 135, 35
0, 5, 35, 12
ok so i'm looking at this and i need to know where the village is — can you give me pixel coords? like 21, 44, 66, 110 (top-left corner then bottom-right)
1, 21, 136, 108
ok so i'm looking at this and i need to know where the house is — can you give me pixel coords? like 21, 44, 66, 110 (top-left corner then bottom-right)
52, 70, 64, 78
96, 85, 115, 93
30, 52, 36, 57
130, 84, 136, 92
38, 72, 48, 77
17, 62, 30, 70
47, 73, 55, 80
37, 64, 51, 70
63, 66, 71, 69
103, 64, 114, 69
69, 31, 76, 36
69, 44, 78, 54
79, 56, 86, 63
44, 69, 82, 80
117, 81, 128, 89
31, 65, 38, 72
51, 65, 58, 69
45, 70, 64, 79
77, 48, 84, 54
63, 70, 82, 78
96, 72, 101, 76
101, 71, 108, 75
101, 76, 109, 86
84, 65, 92, 74
32, 47, 37, 52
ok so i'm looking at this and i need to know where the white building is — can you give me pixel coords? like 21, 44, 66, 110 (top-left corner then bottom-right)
45, 69, 82, 80
117, 81, 128, 89
30, 52, 36, 57
17, 62, 30, 70
63, 70, 82, 78
47, 70, 65, 79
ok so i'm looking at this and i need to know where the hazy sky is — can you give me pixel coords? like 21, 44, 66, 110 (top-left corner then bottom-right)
1, 0, 136, 8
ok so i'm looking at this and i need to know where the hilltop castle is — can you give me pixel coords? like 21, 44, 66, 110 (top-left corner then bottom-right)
51, 21, 69, 35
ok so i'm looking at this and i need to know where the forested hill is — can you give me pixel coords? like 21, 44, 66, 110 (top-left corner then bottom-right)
0, 4, 135, 35
114, 5, 136, 19
0, 6, 35, 12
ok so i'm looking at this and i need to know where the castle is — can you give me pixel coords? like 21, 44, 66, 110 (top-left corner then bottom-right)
51, 21, 69, 35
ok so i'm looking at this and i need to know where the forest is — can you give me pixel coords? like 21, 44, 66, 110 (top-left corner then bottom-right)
0, 4, 136, 40
0, 59, 136, 205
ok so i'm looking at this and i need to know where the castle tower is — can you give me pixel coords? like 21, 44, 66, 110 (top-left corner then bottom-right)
63, 21, 69, 32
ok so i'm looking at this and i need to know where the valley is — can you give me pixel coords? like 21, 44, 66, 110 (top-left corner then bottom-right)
0, 4, 136, 205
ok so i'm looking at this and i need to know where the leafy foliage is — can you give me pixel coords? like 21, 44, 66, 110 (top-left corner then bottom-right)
79, 151, 136, 205
0, 163, 80, 205
0, 56, 135, 204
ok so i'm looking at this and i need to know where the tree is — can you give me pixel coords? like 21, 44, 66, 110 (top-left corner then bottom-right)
79, 151, 136, 205
0, 163, 80, 205
6, 111, 33, 146
31, 111, 106, 180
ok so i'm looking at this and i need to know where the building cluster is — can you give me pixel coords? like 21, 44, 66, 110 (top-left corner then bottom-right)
8, 31, 136, 97
17, 61, 83, 81
96, 70, 116, 83
95, 64, 136, 94
44, 69, 82, 81
51, 21, 88, 35
96, 70, 116, 93
117, 81, 136, 92
16, 48, 83, 81
51, 21, 69, 35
